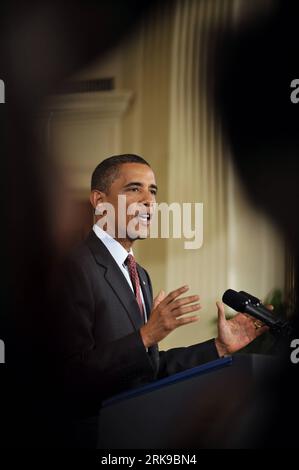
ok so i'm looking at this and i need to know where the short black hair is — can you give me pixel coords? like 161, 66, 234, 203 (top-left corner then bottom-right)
91, 154, 150, 193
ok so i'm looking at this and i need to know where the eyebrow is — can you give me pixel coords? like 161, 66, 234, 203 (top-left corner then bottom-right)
123, 182, 158, 191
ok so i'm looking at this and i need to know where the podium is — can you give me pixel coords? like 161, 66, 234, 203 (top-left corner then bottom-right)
97, 354, 276, 449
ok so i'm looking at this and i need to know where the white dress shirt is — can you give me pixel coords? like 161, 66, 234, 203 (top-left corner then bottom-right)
93, 224, 148, 321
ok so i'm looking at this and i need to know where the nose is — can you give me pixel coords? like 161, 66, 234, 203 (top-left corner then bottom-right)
141, 189, 155, 207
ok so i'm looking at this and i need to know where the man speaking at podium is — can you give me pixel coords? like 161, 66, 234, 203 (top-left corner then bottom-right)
55, 154, 268, 416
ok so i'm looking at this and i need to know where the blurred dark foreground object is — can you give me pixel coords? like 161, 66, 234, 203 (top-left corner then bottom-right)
214, 0, 299, 448
0, 0, 159, 448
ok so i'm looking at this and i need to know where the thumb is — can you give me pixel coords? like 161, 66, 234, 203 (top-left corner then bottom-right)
216, 301, 226, 324
153, 290, 165, 309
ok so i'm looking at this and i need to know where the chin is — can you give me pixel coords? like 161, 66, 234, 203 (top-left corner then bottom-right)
127, 230, 149, 241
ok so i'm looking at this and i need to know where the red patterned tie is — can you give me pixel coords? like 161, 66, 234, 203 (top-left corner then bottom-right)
126, 254, 144, 320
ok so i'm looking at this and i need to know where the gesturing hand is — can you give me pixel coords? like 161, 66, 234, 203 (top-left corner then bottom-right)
140, 286, 201, 348
215, 301, 271, 356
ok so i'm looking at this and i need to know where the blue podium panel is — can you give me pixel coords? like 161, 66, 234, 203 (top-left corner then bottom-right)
102, 356, 233, 407
97, 354, 274, 448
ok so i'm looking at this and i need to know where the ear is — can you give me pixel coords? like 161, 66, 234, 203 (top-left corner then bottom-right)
90, 190, 105, 211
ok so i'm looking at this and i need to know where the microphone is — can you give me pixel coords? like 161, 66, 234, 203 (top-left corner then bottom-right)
239, 290, 276, 318
222, 289, 291, 336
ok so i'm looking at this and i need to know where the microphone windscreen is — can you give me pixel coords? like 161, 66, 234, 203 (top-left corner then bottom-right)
222, 289, 247, 312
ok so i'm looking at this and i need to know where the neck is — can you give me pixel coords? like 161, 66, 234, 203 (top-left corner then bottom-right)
94, 217, 134, 252
115, 237, 134, 252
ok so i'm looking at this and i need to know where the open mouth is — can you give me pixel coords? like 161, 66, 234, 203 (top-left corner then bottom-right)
136, 212, 152, 225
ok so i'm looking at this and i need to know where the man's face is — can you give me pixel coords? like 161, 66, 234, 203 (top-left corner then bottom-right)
95, 163, 157, 242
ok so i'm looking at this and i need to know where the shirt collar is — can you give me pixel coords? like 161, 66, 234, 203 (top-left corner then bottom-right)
93, 224, 133, 268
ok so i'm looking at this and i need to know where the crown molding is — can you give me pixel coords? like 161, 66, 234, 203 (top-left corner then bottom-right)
42, 90, 133, 120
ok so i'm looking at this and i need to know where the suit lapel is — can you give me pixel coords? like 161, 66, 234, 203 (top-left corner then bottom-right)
86, 231, 144, 330
104, 266, 144, 329
136, 265, 152, 317
137, 264, 160, 373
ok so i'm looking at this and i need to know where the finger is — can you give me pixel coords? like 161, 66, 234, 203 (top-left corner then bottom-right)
265, 304, 274, 311
160, 285, 189, 307
176, 315, 200, 327
153, 290, 165, 309
254, 325, 269, 337
216, 301, 226, 323
171, 295, 200, 310
173, 303, 201, 317
253, 319, 264, 328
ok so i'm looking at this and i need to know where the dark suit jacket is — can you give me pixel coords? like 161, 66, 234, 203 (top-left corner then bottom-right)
54, 230, 218, 412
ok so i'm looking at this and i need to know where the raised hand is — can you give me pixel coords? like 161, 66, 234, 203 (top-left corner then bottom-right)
215, 301, 270, 356
140, 286, 201, 348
